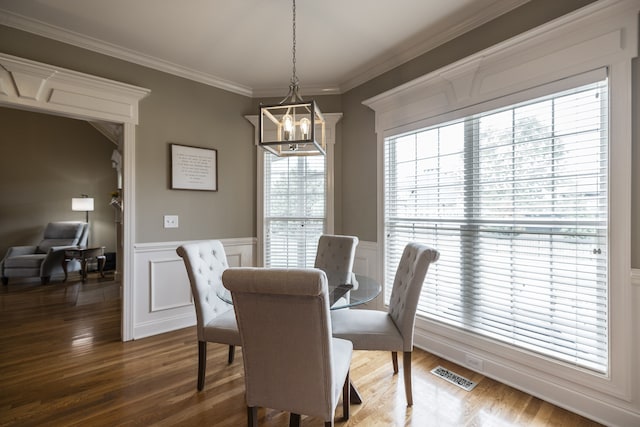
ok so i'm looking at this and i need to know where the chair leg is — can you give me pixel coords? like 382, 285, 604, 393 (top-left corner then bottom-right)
391, 351, 399, 374
248, 406, 258, 427
197, 341, 207, 391
1, 277, 8, 285
342, 371, 350, 420
324, 421, 334, 427
289, 413, 301, 427
228, 345, 235, 364
41, 276, 50, 285
403, 351, 413, 406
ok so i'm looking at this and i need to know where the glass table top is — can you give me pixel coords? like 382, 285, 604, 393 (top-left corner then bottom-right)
217, 273, 381, 310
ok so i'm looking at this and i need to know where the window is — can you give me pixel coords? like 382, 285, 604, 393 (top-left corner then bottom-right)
384, 76, 608, 372
263, 154, 326, 267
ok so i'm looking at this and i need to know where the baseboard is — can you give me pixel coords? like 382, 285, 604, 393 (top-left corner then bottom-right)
414, 324, 640, 427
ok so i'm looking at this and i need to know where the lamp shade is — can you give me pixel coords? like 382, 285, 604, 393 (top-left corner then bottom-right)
72, 197, 94, 212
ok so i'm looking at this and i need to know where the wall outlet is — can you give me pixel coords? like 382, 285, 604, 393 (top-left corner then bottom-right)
465, 354, 484, 372
163, 215, 179, 228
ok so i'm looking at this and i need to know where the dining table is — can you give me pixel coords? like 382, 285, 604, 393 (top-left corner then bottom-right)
217, 273, 381, 311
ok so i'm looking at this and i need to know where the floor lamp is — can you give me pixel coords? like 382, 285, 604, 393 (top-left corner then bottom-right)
72, 194, 94, 246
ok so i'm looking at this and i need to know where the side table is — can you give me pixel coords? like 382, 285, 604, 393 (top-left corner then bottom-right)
62, 246, 106, 283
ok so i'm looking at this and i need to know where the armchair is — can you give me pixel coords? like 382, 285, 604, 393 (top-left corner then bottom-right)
1, 221, 88, 285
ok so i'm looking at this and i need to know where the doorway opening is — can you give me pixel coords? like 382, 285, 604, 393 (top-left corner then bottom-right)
0, 52, 150, 340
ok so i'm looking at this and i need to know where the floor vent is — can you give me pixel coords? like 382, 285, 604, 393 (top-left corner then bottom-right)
431, 366, 477, 391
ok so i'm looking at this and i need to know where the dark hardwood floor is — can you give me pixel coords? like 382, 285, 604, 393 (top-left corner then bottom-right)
0, 273, 602, 426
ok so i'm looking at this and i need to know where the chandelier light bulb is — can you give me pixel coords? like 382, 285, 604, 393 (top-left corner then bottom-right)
299, 117, 310, 140
282, 114, 294, 140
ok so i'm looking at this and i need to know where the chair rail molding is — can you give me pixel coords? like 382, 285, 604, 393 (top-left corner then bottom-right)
0, 52, 150, 342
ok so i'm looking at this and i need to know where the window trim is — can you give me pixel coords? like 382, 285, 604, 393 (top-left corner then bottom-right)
364, 0, 637, 420
383, 74, 610, 372
246, 113, 342, 267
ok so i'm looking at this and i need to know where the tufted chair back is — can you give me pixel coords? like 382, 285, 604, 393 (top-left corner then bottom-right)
177, 240, 231, 341
177, 240, 240, 391
388, 243, 440, 351
314, 234, 359, 287
223, 267, 352, 425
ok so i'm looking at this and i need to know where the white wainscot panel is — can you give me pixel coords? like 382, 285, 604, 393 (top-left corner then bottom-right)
150, 258, 192, 312
133, 237, 256, 339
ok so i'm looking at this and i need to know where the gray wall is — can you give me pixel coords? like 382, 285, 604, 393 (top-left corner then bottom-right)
3, 0, 637, 266
0, 25, 256, 243
0, 107, 117, 258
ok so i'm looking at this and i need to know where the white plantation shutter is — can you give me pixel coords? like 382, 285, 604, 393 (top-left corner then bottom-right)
264, 154, 326, 267
384, 72, 608, 372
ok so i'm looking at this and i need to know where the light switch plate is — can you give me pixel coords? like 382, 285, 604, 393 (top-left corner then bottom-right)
163, 215, 179, 228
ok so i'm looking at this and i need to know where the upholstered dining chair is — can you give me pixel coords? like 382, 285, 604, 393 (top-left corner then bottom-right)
176, 240, 241, 391
1, 221, 88, 285
331, 242, 439, 406
223, 267, 352, 427
314, 234, 358, 287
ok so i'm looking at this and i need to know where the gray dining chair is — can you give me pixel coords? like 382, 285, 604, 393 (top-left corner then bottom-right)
176, 240, 241, 391
314, 234, 358, 289
223, 267, 352, 427
331, 242, 439, 406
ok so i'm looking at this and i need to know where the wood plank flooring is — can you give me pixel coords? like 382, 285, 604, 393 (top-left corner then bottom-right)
0, 275, 603, 426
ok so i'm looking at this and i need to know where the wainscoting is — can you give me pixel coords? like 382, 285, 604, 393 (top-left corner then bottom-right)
131, 238, 379, 339
132, 238, 255, 339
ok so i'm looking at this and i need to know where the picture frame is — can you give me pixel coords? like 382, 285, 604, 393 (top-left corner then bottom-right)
170, 143, 218, 191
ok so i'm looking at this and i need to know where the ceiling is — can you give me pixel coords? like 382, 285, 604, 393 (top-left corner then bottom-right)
0, 0, 529, 97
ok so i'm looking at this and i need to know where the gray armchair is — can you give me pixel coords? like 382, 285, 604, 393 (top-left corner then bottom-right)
1, 221, 88, 285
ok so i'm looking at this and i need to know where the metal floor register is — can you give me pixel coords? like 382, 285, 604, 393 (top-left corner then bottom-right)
431, 366, 478, 391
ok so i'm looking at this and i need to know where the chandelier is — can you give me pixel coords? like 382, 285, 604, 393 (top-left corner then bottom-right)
258, 0, 326, 156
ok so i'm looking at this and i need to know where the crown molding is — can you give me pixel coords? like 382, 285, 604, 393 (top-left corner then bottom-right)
0, 9, 253, 97
0, 0, 531, 98
251, 84, 342, 99
339, 0, 530, 93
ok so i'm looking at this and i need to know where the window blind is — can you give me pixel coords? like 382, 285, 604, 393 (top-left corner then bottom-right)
264, 154, 326, 268
384, 75, 608, 372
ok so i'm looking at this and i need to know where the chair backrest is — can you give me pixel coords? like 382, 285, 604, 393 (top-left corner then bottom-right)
223, 267, 337, 420
388, 243, 440, 351
176, 240, 231, 341
314, 234, 359, 286
36, 221, 88, 253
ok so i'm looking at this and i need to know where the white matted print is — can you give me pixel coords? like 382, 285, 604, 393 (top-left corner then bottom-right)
171, 143, 218, 191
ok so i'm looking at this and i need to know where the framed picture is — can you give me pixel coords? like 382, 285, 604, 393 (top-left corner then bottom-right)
170, 143, 218, 191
